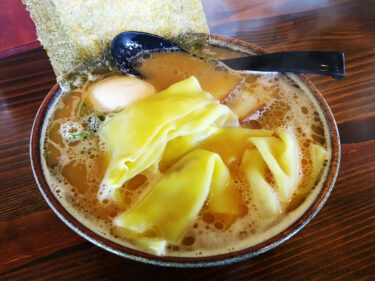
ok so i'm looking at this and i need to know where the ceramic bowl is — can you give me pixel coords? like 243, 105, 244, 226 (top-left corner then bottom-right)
30, 35, 340, 267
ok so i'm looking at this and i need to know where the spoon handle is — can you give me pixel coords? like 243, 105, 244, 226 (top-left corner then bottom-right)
220, 51, 345, 79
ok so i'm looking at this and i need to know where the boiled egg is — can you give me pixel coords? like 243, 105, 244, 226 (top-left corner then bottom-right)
85, 75, 155, 112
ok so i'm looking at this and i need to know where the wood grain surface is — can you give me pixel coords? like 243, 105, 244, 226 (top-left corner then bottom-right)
0, 0, 40, 58
0, 0, 374, 280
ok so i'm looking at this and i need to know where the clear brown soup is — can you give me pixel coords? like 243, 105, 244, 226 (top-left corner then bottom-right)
44, 43, 330, 257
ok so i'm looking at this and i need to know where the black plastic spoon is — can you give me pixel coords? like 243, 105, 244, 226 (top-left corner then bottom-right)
111, 31, 345, 79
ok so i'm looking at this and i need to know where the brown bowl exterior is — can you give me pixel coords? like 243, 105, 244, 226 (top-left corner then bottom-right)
30, 35, 340, 267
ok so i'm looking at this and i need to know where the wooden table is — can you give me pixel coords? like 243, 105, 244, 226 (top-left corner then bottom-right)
1, 0, 374, 280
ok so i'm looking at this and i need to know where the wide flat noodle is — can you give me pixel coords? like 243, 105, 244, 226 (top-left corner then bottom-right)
249, 129, 300, 203
161, 127, 273, 169
310, 144, 328, 183
199, 127, 274, 164
114, 149, 234, 254
305, 144, 328, 192
241, 149, 281, 219
160, 126, 218, 170
100, 76, 238, 199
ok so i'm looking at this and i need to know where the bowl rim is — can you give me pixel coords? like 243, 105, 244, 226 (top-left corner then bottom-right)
30, 34, 341, 267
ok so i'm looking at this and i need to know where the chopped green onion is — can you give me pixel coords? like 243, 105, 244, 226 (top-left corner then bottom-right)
68, 132, 89, 140
80, 102, 91, 117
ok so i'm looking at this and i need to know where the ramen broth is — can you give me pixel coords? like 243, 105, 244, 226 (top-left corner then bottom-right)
43, 44, 330, 256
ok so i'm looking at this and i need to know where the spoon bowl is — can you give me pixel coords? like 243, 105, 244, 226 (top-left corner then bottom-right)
111, 31, 185, 77
111, 31, 345, 79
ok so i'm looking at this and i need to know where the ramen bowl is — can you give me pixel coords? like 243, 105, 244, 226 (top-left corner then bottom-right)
30, 35, 340, 267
